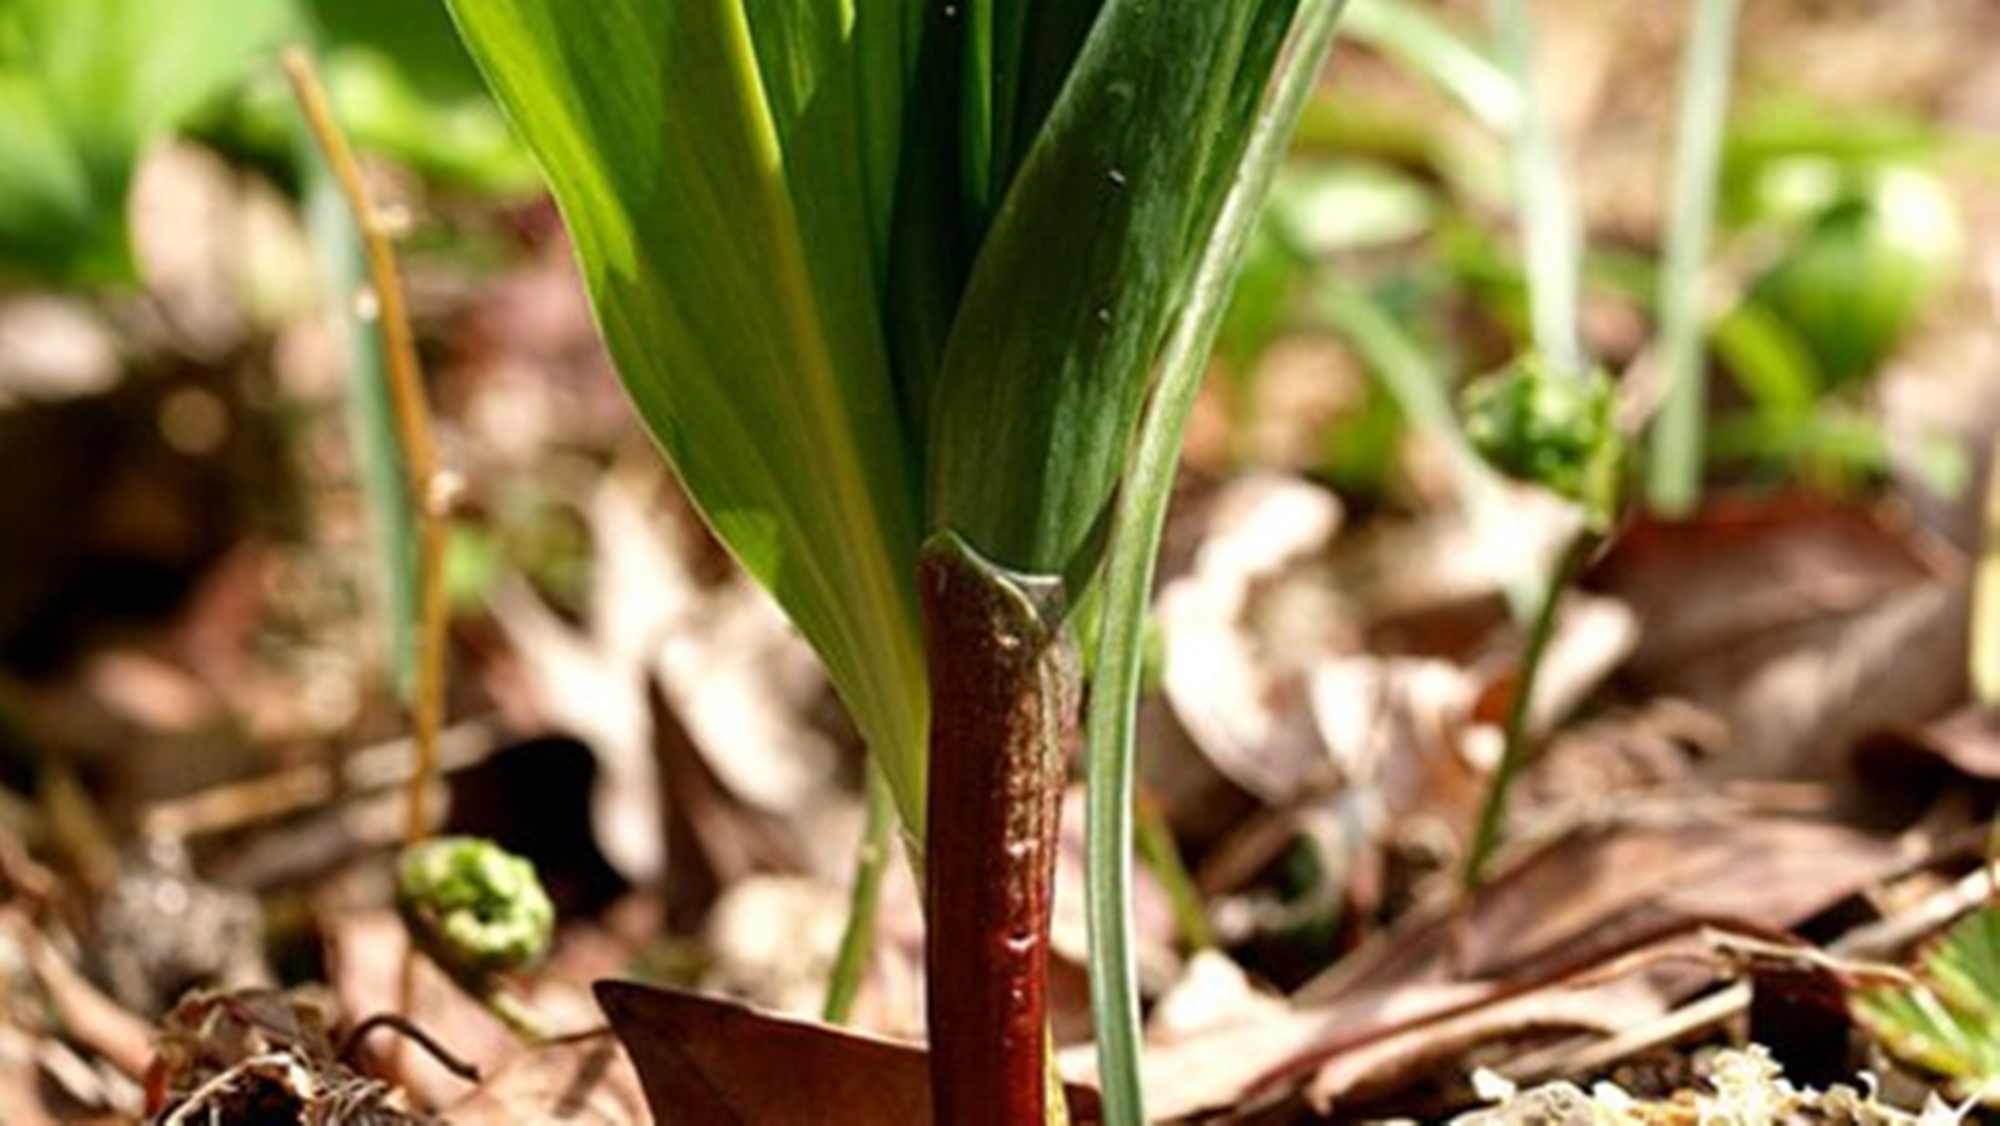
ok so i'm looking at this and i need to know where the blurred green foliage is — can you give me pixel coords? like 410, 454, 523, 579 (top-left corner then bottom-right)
0, 0, 528, 288
0, 0, 288, 283
1218, 4, 1972, 507
1708, 106, 1966, 489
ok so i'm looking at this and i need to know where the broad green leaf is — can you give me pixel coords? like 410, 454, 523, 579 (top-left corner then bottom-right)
928, 0, 1303, 581
445, 0, 932, 835
0, 0, 288, 283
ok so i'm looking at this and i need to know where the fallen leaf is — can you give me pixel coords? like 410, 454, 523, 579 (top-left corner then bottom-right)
700, 875, 849, 1018
1856, 707, 2000, 785
1303, 812, 1911, 1003
1591, 494, 1964, 779
597, 980, 1102, 1126
0, 296, 118, 405
495, 470, 844, 886
329, 909, 599, 1109
1302, 976, 1670, 1115
1159, 473, 1347, 806
597, 981, 932, 1126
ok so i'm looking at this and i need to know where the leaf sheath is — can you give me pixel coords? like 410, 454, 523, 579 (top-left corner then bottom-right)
919, 535, 1074, 1126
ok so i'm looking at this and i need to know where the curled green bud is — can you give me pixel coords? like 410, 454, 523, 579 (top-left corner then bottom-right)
397, 836, 554, 984
1462, 357, 1623, 528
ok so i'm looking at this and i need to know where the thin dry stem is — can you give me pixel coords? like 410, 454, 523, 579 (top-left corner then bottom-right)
283, 48, 449, 849
284, 48, 452, 1037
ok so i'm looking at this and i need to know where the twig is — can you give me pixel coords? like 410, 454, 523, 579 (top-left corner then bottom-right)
139, 718, 500, 842
1514, 859, 2000, 1084
339, 1012, 482, 1082
284, 47, 454, 1038
284, 48, 451, 848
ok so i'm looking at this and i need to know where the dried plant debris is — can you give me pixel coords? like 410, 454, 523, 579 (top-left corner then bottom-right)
1453, 1046, 1966, 1125
145, 988, 430, 1124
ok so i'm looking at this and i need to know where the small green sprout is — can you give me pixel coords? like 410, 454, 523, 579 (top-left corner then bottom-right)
1462, 357, 1622, 530
1854, 906, 2000, 1106
1458, 357, 1625, 888
396, 836, 554, 987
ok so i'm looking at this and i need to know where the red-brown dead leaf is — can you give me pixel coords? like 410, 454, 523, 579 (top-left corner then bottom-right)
597, 980, 1103, 1126
1592, 495, 1943, 679
598, 980, 930, 1126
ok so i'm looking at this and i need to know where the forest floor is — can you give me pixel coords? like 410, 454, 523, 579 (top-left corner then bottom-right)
4, 1, 2000, 1122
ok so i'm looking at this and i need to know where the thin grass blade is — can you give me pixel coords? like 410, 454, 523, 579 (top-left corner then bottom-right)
1085, 4, 1351, 1120
1647, 0, 1741, 515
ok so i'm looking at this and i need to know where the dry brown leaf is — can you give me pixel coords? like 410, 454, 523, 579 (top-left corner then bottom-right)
0, 296, 118, 405
1158, 473, 1346, 806
700, 875, 850, 1018
1142, 937, 1702, 1120
7, 909, 154, 1080
1493, 593, 1639, 743
598, 980, 933, 1126
651, 678, 815, 935
1336, 488, 1576, 633
1856, 707, 2000, 785
0, 1026, 59, 1126
494, 470, 842, 885
1592, 495, 1964, 780
329, 909, 600, 1110
1302, 977, 1669, 1115
1140, 980, 1493, 1121
1595, 495, 1938, 676
1304, 812, 1910, 1004
1310, 655, 1484, 829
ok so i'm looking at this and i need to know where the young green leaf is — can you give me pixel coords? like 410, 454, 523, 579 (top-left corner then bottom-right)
927, 0, 1304, 583
1462, 356, 1622, 529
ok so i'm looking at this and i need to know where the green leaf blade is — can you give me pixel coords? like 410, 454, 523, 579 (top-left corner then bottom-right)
927, 0, 1304, 581
446, 0, 931, 833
